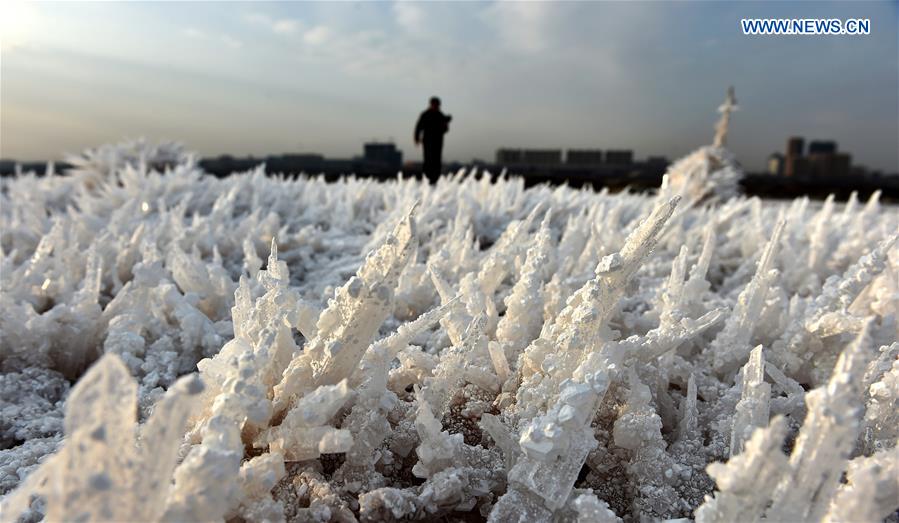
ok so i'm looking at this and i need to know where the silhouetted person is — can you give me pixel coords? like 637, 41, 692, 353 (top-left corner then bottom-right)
415, 96, 451, 181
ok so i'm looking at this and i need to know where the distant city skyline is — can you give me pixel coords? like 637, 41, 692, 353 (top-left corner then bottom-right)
1, 1, 897, 173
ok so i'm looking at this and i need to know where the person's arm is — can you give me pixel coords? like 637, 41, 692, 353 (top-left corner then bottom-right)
443, 114, 451, 134
414, 114, 423, 144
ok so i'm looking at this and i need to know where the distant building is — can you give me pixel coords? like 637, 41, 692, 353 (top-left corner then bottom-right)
780, 137, 855, 178
496, 148, 523, 165
522, 149, 563, 165
808, 140, 837, 155
364, 142, 402, 170
767, 153, 784, 176
808, 151, 851, 178
785, 136, 804, 177
493, 146, 669, 181
785, 156, 808, 177
850, 165, 869, 177
567, 149, 604, 166
282, 154, 325, 162
787, 136, 804, 157
832, 153, 851, 178
266, 154, 325, 173
605, 150, 633, 165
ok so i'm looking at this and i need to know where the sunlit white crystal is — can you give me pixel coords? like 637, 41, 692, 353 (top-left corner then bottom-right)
1, 130, 897, 523
730, 345, 770, 456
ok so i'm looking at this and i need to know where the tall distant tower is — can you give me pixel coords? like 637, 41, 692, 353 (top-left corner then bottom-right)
785, 136, 805, 177
713, 86, 739, 148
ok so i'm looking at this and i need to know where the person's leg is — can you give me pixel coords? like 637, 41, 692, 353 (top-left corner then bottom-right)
423, 142, 440, 181
433, 144, 443, 179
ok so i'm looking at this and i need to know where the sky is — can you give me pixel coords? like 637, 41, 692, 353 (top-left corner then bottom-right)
1, 1, 897, 173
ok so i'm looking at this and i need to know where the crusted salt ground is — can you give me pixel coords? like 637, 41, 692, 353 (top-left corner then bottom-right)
1, 94, 897, 522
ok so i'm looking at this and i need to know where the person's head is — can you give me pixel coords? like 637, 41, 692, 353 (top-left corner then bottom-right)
429, 96, 441, 109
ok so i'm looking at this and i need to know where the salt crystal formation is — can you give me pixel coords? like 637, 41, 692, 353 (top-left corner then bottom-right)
2, 99, 898, 522
660, 87, 743, 204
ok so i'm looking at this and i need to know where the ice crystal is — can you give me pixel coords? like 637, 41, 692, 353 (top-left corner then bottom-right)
1, 94, 898, 522
1, 354, 203, 522
660, 88, 744, 204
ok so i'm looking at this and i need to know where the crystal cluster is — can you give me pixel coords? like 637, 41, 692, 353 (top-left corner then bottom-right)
2, 110, 898, 522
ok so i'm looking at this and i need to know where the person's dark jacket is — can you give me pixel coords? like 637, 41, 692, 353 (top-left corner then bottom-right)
415, 109, 450, 144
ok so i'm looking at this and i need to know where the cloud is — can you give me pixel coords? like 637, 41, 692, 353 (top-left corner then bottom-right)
303, 26, 331, 45
480, 2, 552, 54
245, 12, 302, 35
221, 35, 243, 49
393, 2, 425, 36
273, 19, 300, 35
182, 27, 207, 39
244, 13, 269, 25
0, 0, 41, 51
182, 26, 242, 50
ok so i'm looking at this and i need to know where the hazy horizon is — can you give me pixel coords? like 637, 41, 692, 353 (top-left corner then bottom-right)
1, 1, 897, 172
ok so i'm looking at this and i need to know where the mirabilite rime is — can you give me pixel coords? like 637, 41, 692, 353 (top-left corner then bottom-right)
1, 92, 898, 522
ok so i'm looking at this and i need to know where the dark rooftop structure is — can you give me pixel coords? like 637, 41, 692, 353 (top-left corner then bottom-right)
566, 149, 604, 166
605, 150, 634, 165
363, 142, 403, 171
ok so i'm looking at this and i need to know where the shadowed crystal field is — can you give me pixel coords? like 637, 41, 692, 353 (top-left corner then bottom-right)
1, 137, 897, 522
